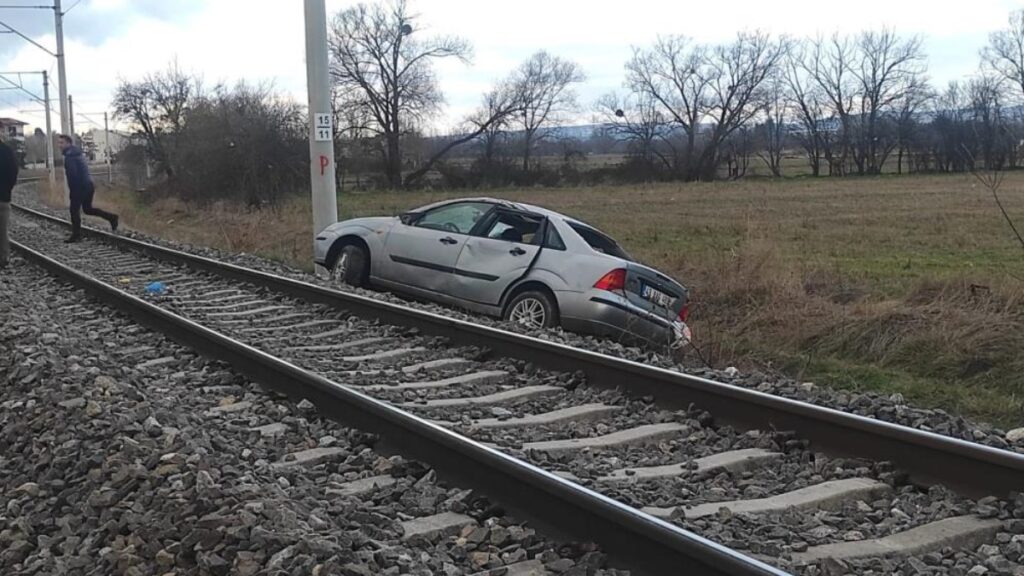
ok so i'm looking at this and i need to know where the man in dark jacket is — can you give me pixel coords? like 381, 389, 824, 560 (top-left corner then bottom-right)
60, 134, 117, 242
0, 136, 18, 268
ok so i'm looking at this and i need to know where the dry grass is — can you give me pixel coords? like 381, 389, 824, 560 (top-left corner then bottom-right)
41, 180, 315, 265
37, 172, 1024, 427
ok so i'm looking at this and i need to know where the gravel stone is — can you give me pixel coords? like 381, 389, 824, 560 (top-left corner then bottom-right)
0, 247, 622, 576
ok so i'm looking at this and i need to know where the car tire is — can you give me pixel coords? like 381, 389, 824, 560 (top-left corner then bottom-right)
332, 244, 368, 287
505, 290, 558, 329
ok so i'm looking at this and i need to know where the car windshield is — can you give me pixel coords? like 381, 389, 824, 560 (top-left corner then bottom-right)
568, 223, 632, 261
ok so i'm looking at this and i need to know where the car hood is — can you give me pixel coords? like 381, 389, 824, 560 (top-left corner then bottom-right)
321, 216, 396, 235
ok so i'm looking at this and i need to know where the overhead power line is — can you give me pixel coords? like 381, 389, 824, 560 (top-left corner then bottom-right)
0, 18, 57, 57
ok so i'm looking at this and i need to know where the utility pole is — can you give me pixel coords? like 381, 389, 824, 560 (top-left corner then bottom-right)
0, 71, 56, 183
42, 70, 54, 186
53, 0, 69, 136
104, 111, 111, 184
0, 2, 71, 190
304, 0, 338, 277
68, 93, 74, 138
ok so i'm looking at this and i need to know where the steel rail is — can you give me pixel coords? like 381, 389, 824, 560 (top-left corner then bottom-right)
12, 202, 1024, 498
10, 238, 788, 576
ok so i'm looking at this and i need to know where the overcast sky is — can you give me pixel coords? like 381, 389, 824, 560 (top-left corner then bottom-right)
0, 0, 1020, 133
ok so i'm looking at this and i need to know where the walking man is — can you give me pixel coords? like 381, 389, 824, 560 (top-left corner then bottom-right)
0, 135, 18, 268
60, 134, 117, 243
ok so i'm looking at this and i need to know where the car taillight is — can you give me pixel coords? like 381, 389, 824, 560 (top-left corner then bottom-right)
678, 303, 690, 323
594, 268, 627, 291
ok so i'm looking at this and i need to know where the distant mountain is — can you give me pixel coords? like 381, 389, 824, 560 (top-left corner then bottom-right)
541, 124, 605, 140
428, 123, 606, 143
428, 104, 1024, 143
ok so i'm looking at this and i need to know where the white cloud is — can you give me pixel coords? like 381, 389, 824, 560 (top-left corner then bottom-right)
89, 0, 130, 10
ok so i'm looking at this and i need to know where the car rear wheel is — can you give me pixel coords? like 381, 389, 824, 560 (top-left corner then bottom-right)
331, 244, 368, 287
505, 290, 558, 329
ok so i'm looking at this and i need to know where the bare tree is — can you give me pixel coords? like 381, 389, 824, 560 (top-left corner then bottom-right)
478, 89, 514, 166
403, 81, 524, 186
328, 0, 471, 188
755, 71, 788, 176
921, 75, 1022, 174
929, 81, 971, 172
967, 74, 1013, 170
785, 42, 833, 176
24, 127, 47, 166
111, 60, 199, 176
625, 35, 710, 179
513, 51, 585, 172
803, 30, 927, 176
983, 10, 1024, 99
851, 29, 927, 174
172, 81, 307, 205
722, 126, 754, 179
595, 92, 675, 177
331, 85, 378, 189
626, 32, 787, 181
698, 32, 790, 180
891, 79, 933, 175
805, 34, 859, 175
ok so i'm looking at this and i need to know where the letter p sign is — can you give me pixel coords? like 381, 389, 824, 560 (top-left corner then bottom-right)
319, 155, 330, 176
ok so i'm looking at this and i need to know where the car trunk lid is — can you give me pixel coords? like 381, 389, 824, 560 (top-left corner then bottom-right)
623, 262, 688, 321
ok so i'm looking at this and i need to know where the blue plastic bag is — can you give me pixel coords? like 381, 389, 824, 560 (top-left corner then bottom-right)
144, 281, 166, 295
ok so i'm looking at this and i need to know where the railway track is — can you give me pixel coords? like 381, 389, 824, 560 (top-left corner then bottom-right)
0, 254, 636, 575
9, 199, 1024, 575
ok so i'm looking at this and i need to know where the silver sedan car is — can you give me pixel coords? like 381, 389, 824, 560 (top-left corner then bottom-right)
314, 198, 691, 347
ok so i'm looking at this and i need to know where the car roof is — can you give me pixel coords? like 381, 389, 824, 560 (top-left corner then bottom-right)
515, 202, 584, 226
419, 197, 598, 232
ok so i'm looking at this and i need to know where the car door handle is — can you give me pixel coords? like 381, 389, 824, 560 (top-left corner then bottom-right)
509, 247, 526, 256
439, 237, 457, 245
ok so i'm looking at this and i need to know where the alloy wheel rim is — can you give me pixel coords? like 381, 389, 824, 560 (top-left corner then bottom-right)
510, 298, 545, 327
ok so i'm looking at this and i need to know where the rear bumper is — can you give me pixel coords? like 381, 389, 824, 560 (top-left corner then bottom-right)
561, 291, 689, 348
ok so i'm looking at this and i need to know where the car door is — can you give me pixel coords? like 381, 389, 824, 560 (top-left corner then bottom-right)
450, 208, 545, 306
381, 201, 493, 294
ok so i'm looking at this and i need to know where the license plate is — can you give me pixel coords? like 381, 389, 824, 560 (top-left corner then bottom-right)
642, 284, 674, 308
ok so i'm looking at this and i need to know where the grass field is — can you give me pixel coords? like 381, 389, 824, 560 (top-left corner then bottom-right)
37, 172, 1024, 427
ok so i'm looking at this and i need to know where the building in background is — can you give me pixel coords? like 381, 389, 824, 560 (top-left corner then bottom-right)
81, 127, 129, 163
0, 118, 29, 167
0, 118, 28, 142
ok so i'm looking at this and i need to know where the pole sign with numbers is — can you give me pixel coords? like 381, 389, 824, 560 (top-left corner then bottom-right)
305, 0, 338, 277
315, 113, 332, 141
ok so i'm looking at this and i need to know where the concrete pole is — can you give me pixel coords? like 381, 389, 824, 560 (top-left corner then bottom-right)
53, 0, 69, 136
104, 111, 111, 184
68, 94, 74, 139
304, 0, 338, 277
42, 70, 55, 187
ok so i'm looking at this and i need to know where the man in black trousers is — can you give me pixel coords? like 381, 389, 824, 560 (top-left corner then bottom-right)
0, 135, 18, 268
60, 134, 117, 243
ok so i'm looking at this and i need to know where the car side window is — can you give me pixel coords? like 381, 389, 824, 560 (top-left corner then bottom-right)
544, 223, 566, 250
414, 202, 491, 234
481, 211, 544, 245
569, 223, 631, 260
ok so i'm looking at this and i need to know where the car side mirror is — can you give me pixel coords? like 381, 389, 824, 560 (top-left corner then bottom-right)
399, 212, 415, 225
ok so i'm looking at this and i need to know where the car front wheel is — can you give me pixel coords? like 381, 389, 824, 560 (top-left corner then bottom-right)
331, 244, 368, 287
505, 290, 558, 329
